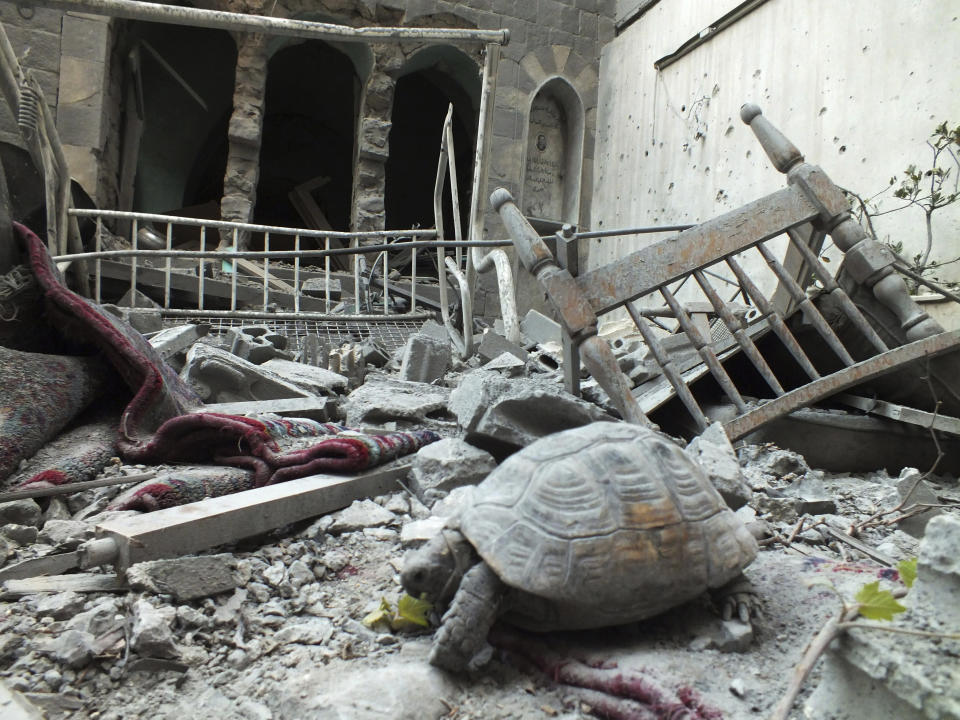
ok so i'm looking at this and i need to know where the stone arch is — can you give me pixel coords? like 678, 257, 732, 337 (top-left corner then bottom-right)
521, 76, 584, 227
384, 45, 481, 233
517, 46, 598, 230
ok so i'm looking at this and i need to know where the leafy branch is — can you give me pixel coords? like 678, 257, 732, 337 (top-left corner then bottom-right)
843, 121, 960, 292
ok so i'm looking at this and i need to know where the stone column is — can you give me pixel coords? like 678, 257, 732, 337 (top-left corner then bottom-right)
218, 31, 268, 251
351, 45, 398, 233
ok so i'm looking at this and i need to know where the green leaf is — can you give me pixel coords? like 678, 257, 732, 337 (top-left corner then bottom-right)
898, 558, 918, 588
855, 581, 907, 621
394, 593, 432, 629
362, 597, 394, 629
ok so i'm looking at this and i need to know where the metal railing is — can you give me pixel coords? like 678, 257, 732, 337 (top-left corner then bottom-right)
54, 209, 513, 321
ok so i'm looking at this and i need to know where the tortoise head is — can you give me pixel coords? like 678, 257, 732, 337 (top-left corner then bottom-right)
401, 528, 477, 604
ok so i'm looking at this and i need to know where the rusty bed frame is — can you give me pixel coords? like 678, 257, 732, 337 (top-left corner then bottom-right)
495, 104, 960, 442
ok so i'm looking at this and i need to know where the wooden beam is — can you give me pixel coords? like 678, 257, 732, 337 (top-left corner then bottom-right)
82, 461, 413, 571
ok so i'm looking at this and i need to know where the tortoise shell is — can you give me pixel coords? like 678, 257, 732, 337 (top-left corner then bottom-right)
458, 421, 757, 625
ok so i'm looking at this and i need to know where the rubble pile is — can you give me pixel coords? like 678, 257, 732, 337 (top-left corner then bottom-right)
0, 294, 956, 719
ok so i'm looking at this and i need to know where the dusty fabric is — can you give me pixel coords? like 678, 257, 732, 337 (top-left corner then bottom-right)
0, 344, 108, 481
15, 223, 440, 502
9, 405, 119, 488
109, 427, 439, 512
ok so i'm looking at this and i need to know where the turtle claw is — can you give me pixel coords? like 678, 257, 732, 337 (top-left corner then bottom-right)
714, 575, 761, 624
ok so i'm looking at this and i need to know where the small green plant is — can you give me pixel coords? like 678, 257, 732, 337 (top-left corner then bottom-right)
362, 593, 433, 632
844, 121, 960, 292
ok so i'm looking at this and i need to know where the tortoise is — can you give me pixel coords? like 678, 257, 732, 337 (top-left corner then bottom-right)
401, 421, 759, 672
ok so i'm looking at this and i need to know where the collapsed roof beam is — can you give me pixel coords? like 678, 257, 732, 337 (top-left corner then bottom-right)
20, 0, 510, 46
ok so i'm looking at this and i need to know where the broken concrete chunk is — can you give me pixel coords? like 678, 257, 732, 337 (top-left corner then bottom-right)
449, 370, 610, 454
418, 319, 450, 343
357, 339, 391, 368
342, 376, 452, 428
131, 599, 179, 658
710, 619, 753, 653
0, 500, 42, 528
261, 358, 349, 396
125, 554, 237, 601
31, 591, 85, 620
117, 288, 161, 310
180, 343, 312, 403
302, 277, 342, 300
327, 500, 395, 534
0, 524, 38, 546
400, 516, 447, 546
520, 308, 561, 346
227, 325, 291, 364
914, 513, 960, 628
40, 630, 95, 669
399, 333, 451, 384
483, 351, 526, 377
36, 520, 94, 550
685, 422, 752, 509
895, 468, 941, 538
411, 438, 496, 505
273, 617, 334, 645
148, 323, 209, 360
477, 331, 528, 363
66, 598, 121, 636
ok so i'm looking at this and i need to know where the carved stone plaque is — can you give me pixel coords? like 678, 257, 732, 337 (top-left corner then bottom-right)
523, 91, 567, 220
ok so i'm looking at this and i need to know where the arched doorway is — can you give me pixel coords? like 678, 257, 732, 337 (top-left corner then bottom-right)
384, 46, 479, 235
256, 40, 363, 233
122, 23, 236, 215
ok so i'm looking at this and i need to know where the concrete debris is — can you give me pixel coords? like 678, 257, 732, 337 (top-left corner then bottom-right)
227, 326, 293, 364
913, 513, 960, 628
449, 370, 610, 454
0, 524, 38, 546
326, 500, 395, 534
36, 519, 94, 550
520, 308, 561, 346
130, 599, 179, 658
342, 376, 452, 429
482, 351, 526, 376
417, 319, 450, 344
39, 629, 96, 669
477, 331, 528, 363
30, 591, 85, 620
686, 422, 752, 509
148, 323, 210, 361
261, 358, 350, 396
0, 500, 42, 528
102, 304, 163, 335
399, 333, 451, 384
410, 438, 496, 505
399, 516, 446, 546
895, 468, 942, 537
180, 343, 312, 403
125, 554, 237, 601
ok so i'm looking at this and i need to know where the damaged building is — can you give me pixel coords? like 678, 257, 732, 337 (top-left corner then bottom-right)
0, 0, 959, 719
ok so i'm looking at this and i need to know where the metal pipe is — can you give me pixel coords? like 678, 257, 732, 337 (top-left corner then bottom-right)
160, 309, 432, 322
26, 0, 508, 45
467, 43, 520, 345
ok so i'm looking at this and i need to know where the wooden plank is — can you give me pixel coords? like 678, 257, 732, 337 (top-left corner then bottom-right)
0, 472, 155, 504
92, 461, 413, 570
198, 397, 335, 421
577, 186, 820, 315
0, 552, 81, 581
1, 573, 124, 597
724, 331, 960, 441
234, 258, 297, 294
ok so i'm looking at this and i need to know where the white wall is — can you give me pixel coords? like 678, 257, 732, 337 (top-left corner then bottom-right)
591, 0, 960, 305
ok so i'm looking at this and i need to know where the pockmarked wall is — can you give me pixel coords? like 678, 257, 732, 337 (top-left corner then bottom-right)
590, 0, 960, 307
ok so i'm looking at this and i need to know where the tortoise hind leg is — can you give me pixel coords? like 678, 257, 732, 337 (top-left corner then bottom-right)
711, 573, 762, 624
430, 561, 504, 672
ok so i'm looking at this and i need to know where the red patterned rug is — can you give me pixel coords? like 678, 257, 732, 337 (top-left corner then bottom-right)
11, 222, 439, 506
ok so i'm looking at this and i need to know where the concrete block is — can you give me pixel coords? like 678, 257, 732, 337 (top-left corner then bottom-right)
914, 513, 960, 628
411, 438, 496, 504
180, 343, 312, 404
483, 351, 527, 377
124, 308, 163, 335
685, 422, 752, 510
449, 370, 610, 454
227, 325, 292, 364
149, 323, 209, 360
261, 358, 349, 396
301, 277, 342, 300
342, 376, 451, 429
117, 287, 161, 309
521, 308, 562, 345
60, 14, 109, 58
357, 339, 390, 368
400, 333, 451, 384
126, 554, 237, 601
418, 319, 450, 343
478, 331, 528, 363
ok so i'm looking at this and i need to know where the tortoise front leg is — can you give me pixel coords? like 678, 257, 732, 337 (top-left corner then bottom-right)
430, 561, 504, 672
711, 572, 762, 624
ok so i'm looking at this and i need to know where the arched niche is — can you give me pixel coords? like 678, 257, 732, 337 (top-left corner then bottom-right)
256, 38, 369, 233
521, 77, 584, 227
384, 45, 480, 233
121, 23, 237, 214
